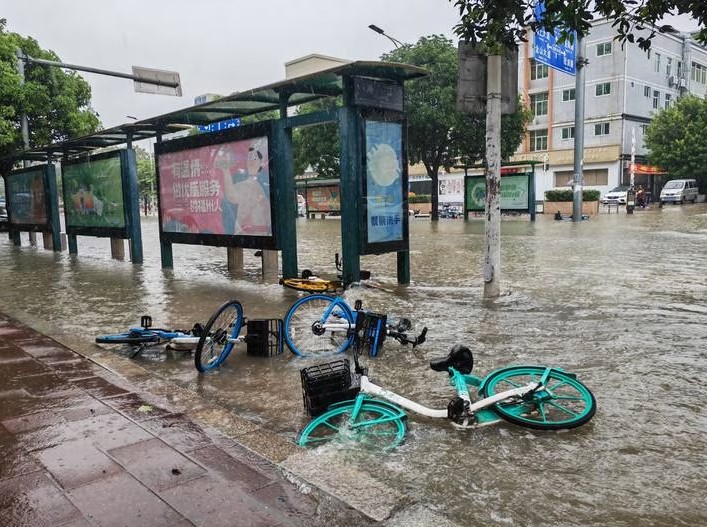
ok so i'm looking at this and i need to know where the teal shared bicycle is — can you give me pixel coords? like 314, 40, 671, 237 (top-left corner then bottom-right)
298, 313, 597, 449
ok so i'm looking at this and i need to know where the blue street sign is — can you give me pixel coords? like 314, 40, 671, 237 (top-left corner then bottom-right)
197, 117, 240, 133
533, 2, 577, 75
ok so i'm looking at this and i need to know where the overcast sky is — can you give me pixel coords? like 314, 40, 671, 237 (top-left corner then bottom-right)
1, 0, 462, 129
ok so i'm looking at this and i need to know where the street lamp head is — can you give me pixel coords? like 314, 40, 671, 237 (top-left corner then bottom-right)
368, 24, 385, 35
367, 24, 404, 49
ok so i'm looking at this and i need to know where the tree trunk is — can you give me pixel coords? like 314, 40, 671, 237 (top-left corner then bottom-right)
425, 162, 441, 222
484, 54, 502, 298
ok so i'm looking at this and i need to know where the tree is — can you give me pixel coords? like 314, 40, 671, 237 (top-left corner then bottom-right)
449, 0, 706, 51
383, 35, 529, 221
0, 18, 100, 168
644, 95, 707, 193
292, 98, 340, 178
134, 145, 155, 212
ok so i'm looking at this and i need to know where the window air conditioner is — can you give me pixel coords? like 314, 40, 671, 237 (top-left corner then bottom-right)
678, 78, 687, 89
668, 75, 676, 86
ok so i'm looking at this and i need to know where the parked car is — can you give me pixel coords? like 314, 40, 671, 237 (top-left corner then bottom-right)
600, 186, 630, 205
659, 179, 698, 204
0, 199, 8, 231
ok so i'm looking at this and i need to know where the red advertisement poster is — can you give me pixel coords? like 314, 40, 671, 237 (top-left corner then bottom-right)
305, 185, 340, 212
158, 136, 272, 236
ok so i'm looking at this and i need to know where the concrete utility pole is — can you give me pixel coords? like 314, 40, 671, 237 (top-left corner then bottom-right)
484, 53, 502, 298
572, 37, 586, 222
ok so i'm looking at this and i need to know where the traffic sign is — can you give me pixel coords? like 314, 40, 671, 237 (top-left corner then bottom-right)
197, 118, 241, 133
532, 2, 577, 76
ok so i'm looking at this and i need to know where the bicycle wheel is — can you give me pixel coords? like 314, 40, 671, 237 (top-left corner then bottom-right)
195, 300, 244, 373
297, 400, 407, 450
283, 294, 354, 356
481, 366, 596, 430
96, 330, 160, 345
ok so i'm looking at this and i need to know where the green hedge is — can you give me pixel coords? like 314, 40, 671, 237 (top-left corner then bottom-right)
544, 189, 600, 202
409, 194, 431, 203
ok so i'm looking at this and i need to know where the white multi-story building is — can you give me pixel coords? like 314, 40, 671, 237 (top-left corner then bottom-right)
513, 18, 707, 199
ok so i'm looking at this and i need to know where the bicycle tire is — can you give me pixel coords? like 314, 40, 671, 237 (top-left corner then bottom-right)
480, 366, 597, 430
195, 300, 244, 373
297, 400, 407, 450
283, 294, 354, 356
96, 331, 160, 345
281, 277, 341, 293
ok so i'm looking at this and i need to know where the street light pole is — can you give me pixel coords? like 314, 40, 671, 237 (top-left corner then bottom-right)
368, 24, 405, 49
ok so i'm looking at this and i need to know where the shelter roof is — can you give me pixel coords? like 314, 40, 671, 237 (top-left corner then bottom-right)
4, 61, 427, 164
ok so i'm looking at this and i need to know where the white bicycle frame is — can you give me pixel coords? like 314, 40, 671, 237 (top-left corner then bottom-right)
359, 374, 542, 427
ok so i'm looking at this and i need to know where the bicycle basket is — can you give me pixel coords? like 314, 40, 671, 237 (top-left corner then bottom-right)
360, 312, 387, 357
300, 359, 360, 417
245, 319, 283, 357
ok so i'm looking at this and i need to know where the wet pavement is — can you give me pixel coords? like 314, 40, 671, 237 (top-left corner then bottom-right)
0, 312, 374, 527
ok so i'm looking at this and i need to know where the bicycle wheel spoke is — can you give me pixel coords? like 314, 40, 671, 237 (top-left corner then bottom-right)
195, 301, 243, 372
284, 295, 353, 356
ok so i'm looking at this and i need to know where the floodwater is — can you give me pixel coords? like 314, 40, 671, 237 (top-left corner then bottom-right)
1, 204, 706, 527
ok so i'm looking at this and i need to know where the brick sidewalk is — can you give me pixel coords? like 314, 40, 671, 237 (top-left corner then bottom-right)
0, 313, 355, 527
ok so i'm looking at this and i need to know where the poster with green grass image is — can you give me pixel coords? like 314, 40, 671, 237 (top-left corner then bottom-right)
62, 155, 126, 228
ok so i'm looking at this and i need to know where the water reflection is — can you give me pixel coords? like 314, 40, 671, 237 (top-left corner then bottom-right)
1, 205, 707, 526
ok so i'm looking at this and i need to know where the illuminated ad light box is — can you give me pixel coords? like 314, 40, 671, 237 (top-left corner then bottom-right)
305, 185, 341, 213
61, 150, 128, 237
5, 165, 51, 229
361, 116, 409, 254
154, 121, 276, 250
465, 171, 530, 212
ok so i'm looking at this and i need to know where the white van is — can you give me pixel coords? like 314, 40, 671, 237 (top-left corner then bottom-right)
659, 179, 698, 204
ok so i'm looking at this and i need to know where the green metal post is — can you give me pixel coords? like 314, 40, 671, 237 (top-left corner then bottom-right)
124, 146, 143, 263
277, 94, 297, 278
529, 166, 536, 222
338, 86, 362, 285
44, 164, 62, 251
397, 251, 410, 284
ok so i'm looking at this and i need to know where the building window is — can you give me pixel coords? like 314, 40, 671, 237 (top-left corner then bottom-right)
562, 88, 575, 101
554, 169, 608, 186
653, 52, 661, 73
531, 59, 549, 80
644, 86, 651, 97
691, 62, 707, 84
665, 94, 672, 109
596, 42, 612, 56
641, 124, 649, 135
530, 92, 549, 116
529, 129, 548, 151
677, 61, 683, 78
561, 127, 575, 140
653, 90, 660, 109
666, 57, 672, 77
594, 122, 610, 136
595, 82, 611, 96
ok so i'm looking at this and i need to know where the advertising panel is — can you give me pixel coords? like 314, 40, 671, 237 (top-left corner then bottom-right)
305, 185, 340, 212
158, 136, 272, 237
465, 174, 530, 212
62, 154, 126, 229
364, 120, 405, 246
6, 168, 47, 225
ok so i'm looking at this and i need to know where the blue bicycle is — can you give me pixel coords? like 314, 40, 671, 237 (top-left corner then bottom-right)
95, 315, 202, 358
283, 294, 426, 357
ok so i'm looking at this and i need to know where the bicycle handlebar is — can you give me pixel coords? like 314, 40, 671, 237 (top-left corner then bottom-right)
388, 326, 427, 348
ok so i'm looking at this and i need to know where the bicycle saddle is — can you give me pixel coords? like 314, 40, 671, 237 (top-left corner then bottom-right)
430, 344, 474, 375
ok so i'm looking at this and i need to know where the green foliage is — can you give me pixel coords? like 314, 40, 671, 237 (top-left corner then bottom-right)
383, 35, 529, 220
0, 19, 100, 166
545, 189, 600, 202
292, 98, 340, 178
409, 194, 431, 203
134, 146, 155, 198
644, 95, 707, 193
449, 1, 706, 51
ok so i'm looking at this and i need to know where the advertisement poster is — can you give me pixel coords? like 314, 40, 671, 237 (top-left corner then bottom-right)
158, 136, 271, 236
7, 168, 47, 225
438, 174, 465, 203
63, 156, 126, 228
465, 174, 530, 211
305, 185, 340, 212
365, 121, 404, 244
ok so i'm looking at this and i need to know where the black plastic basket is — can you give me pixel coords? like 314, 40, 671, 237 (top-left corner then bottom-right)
300, 359, 359, 417
245, 319, 283, 357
